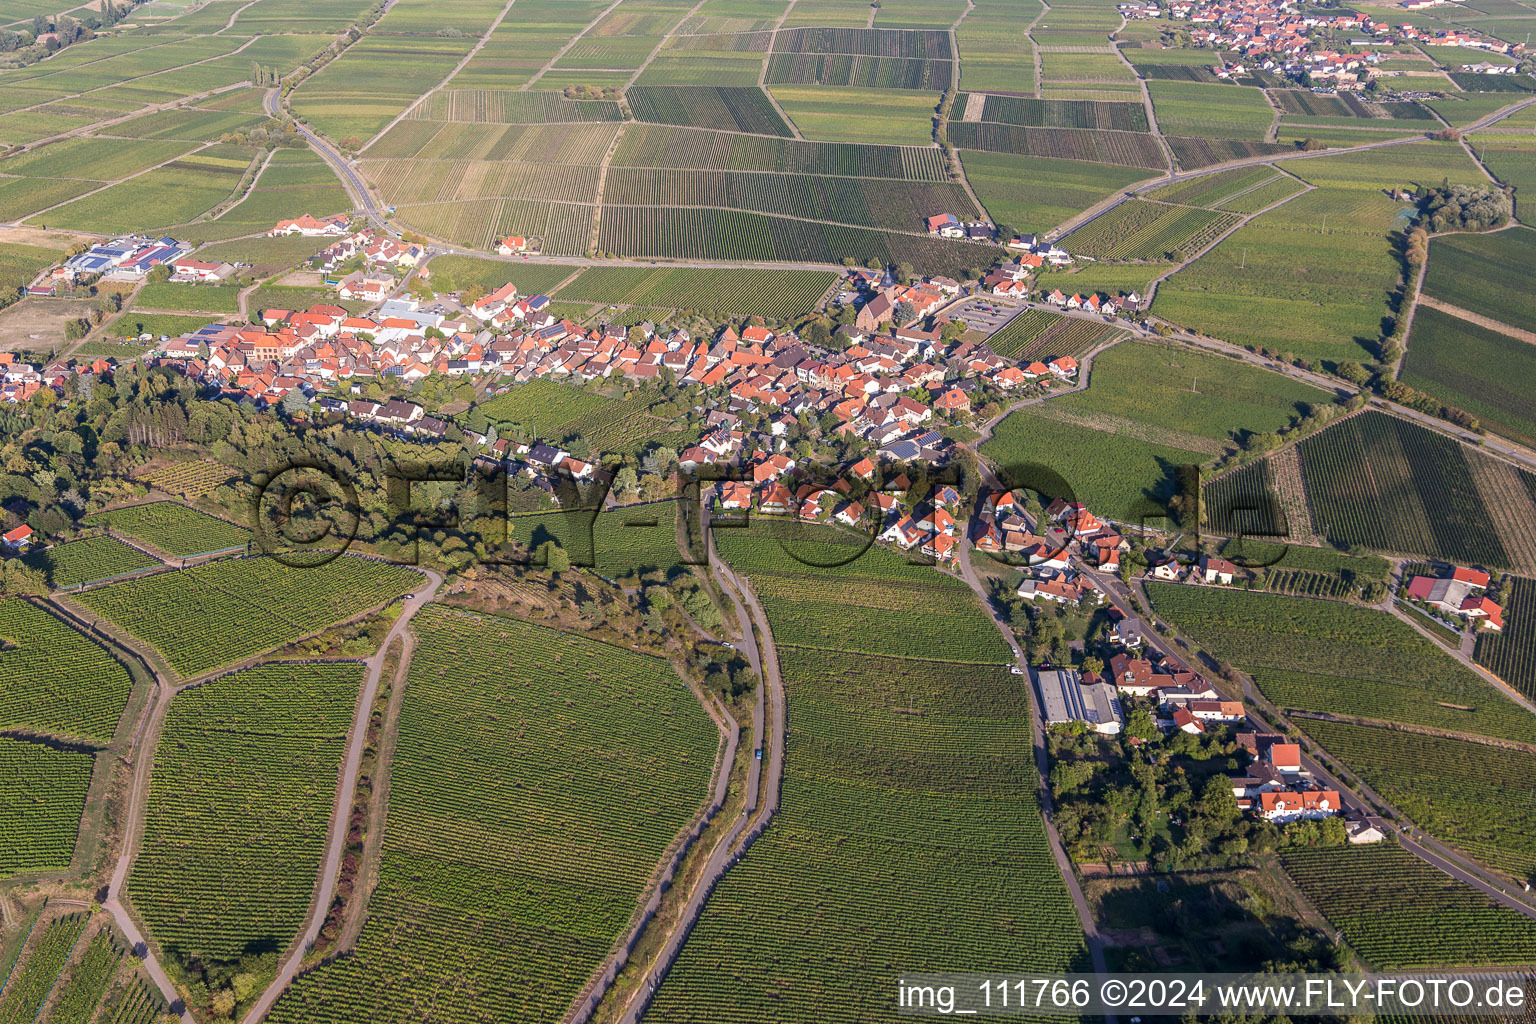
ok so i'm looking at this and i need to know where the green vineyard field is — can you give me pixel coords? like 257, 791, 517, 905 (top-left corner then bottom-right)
264, 605, 717, 1024
0, 599, 134, 744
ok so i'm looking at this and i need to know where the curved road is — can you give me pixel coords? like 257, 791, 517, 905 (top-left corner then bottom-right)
615, 519, 786, 1024
241, 568, 442, 1024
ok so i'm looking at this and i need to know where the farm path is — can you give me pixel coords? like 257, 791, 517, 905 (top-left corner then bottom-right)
521, 0, 627, 91
101, 674, 195, 1024
613, 510, 786, 1024
758, 0, 803, 140
1047, 92, 1536, 240
1026, 0, 1050, 98
624, 0, 715, 91
1379, 590, 1536, 720
1113, 576, 1536, 921
952, 537, 1113, 988
361, 0, 523, 151
587, 124, 628, 254
1393, 247, 1433, 378
197, 146, 277, 231
1259, 87, 1282, 143
0, 30, 254, 128
1138, 180, 1317, 308
569, 523, 742, 1024
1415, 294, 1536, 346
1111, 15, 1175, 173
240, 567, 443, 1024
23, 141, 220, 224
58, 276, 147, 361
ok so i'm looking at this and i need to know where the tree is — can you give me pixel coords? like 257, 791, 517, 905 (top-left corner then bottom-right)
895, 261, 915, 284
613, 465, 640, 501
1124, 706, 1159, 743
538, 540, 569, 572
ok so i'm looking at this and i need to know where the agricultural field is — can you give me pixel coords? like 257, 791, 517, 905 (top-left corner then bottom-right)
1146, 583, 1536, 744
1165, 135, 1295, 171
949, 122, 1167, 169
1475, 574, 1536, 700
0, 738, 94, 876
768, 85, 940, 146
961, 151, 1153, 232
1421, 226, 1536, 333
1401, 306, 1536, 448
449, 0, 616, 88
600, 165, 977, 233
982, 340, 1322, 518
508, 501, 681, 577
0, 598, 135, 744
629, 85, 793, 136
1268, 89, 1436, 122
955, 0, 1042, 92
955, 94, 1149, 131
767, 28, 953, 90
264, 605, 717, 1024
172, 149, 352, 243
1062, 199, 1239, 260
421, 255, 573, 297
290, 33, 481, 145
139, 460, 239, 500
22, 535, 160, 589
0, 914, 90, 1017
983, 409, 1208, 525
28, 146, 257, 236
102, 981, 168, 1024
1039, 261, 1175, 296
76, 555, 421, 677
594, 205, 995, 277
412, 90, 623, 123
1147, 81, 1277, 139
476, 378, 687, 456
984, 309, 1122, 361
1152, 187, 1403, 363
105, 311, 230, 342
1280, 843, 1536, 968
1292, 411, 1536, 573
646, 525, 1086, 1023
132, 281, 241, 314
554, 266, 835, 320
84, 501, 250, 557
0, 242, 56, 315
48, 927, 123, 1024
1143, 164, 1306, 212
1295, 720, 1536, 883
133, 662, 361, 963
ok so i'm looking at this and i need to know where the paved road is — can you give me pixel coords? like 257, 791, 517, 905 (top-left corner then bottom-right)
615, 524, 786, 1023
1107, 571, 1536, 921
953, 540, 1113, 988
241, 568, 442, 1024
